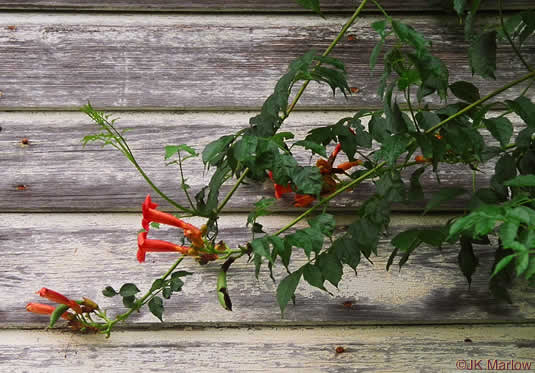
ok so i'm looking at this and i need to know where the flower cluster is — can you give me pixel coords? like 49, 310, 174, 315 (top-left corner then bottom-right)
269, 143, 363, 207
26, 288, 99, 330
137, 194, 208, 263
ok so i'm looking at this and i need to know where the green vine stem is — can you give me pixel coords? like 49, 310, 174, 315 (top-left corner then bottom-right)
85, 108, 195, 214
498, 0, 533, 72
274, 69, 535, 236
284, 0, 369, 117
215, 0, 369, 214
216, 169, 249, 214
105, 255, 186, 334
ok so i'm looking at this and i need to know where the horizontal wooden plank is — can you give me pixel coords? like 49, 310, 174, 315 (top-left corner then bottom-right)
0, 111, 517, 212
1, 325, 534, 372
0, 13, 533, 110
3, 213, 534, 327
0, 0, 529, 12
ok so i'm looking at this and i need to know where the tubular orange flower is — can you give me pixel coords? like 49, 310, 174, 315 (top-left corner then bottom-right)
137, 231, 191, 263
316, 159, 332, 174
294, 194, 316, 207
415, 155, 431, 163
268, 171, 293, 199
269, 137, 362, 206
142, 194, 204, 248
35, 288, 82, 314
26, 302, 74, 320
336, 160, 363, 171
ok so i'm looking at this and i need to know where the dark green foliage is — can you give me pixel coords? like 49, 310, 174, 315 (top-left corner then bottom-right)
303, 263, 327, 292
295, 0, 322, 16
148, 297, 164, 321
458, 237, 479, 286
102, 286, 118, 297
202, 135, 235, 167
469, 31, 497, 79
291, 166, 323, 195
119, 283, 140, 297
449, 81, 480, 103
276, 268, 304, 315
284, 214, 335, 258
484, 117, 513, 148
408, 167, 426, 201
247, 197, 276, 230
317, 252, 343, 287
195, 165, 231, 216
424, 188, 467, 214
81, 2, 535, 324
374, 135, 409, 166
293, 140, 327, 158
389, 228, 447, 270
376, 171, 406, 203
248, 51, 349, 138
304, 115, 372, 161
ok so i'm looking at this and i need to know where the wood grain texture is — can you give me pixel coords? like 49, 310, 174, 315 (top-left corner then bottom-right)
1, 325, 534, 372
3, 213, 534, 327
0, 13, 533, 110
0, 111, 523, 212
0, 0, 530, 12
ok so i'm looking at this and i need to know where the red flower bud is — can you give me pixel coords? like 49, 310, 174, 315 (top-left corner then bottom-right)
26, 302, 74, 320
82, 297, 99, 312
36, 288, 82, 314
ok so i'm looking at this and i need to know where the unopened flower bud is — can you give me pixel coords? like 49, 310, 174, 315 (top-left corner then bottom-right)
82, 297, 99, 311
214, 241, 228, 252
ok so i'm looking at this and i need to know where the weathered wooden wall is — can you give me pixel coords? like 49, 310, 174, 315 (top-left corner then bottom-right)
1, 1, 534, 371
0, 14, 533, 110
1, 111, 521, 212
0, 0, 530, 12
